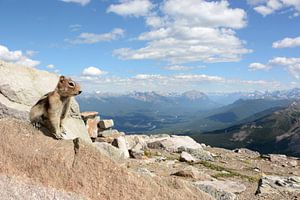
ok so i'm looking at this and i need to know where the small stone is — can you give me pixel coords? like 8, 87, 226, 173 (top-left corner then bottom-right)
233, 148, 241, 153
81, 111, 99, 121
129, 143, 145, 159
210, 153, 217, 157
233, 148, 260, 158
253, 167, 260, 172
221, 170, 230, 174
98, 119, 114, 129
98, 129, 122, 138
112, 136, 130, 158
179, 151, 196, 162
86, 116, 100, 139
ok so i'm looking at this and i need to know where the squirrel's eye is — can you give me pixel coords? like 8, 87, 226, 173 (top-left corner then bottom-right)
68, 82, 75, 87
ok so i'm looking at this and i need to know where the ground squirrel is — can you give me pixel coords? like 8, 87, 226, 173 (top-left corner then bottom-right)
29, 75, 82, 139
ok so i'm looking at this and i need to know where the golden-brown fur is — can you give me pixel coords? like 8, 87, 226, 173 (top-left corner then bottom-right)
29, 76, 82, 139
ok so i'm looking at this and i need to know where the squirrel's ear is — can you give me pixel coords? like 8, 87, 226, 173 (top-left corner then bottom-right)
59, 75, 65, 82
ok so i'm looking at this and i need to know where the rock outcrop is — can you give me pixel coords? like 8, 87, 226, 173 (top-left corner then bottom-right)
93, 142, 128, 162
147, 135, 202, 152
256, 175, 300, 195
0, 118, 213, 200
0, 60, 91, 143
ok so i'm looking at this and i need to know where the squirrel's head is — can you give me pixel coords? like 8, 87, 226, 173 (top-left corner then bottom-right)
56, 76, 82, 97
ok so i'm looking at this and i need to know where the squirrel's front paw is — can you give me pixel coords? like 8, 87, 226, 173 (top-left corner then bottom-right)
32, 122, 41, 129
61, 126, 67, 135
53, 132, 64, 140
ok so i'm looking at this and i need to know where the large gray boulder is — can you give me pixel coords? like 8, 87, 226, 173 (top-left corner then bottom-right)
124, 135, 149, 150
186, 148, 214, 161
93, 142, 127, 162
0, 60, 91, 143
147, 135, 202, 152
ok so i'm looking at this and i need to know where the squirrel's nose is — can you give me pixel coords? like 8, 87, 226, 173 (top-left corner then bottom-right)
78, 91, 82, 94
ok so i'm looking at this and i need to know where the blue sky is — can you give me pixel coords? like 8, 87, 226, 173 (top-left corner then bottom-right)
0, 0, 300, 93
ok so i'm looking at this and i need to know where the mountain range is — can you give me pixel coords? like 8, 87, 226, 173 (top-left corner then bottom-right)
208, 88, 300, 104
77, 88, 300, 134
193, 101, 300, 157
77, 90, 219, 133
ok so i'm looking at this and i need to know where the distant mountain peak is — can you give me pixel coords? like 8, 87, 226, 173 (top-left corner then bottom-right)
182, 90, 208, 100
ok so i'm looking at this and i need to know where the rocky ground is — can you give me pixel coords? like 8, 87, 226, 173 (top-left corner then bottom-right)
0, 118, 212, 200
2, 117, 300, 200
79, 112, 300, 200
125, 146, 300, 200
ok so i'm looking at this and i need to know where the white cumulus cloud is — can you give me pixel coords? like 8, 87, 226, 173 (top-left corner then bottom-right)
67, 28, 125, 44
161, 0, 247, 29
107, 0, 154, 17
112, 0, 250, 64
273, 36, 300, 48
0, 44, 40, 67
82, 66, 107, 76
60, 0, 90, 6
248, 0, 300, 17
76, 72, 282, 93
249, 62, 271, 71
270, 57, 300, 79
250, 57, 300, 79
